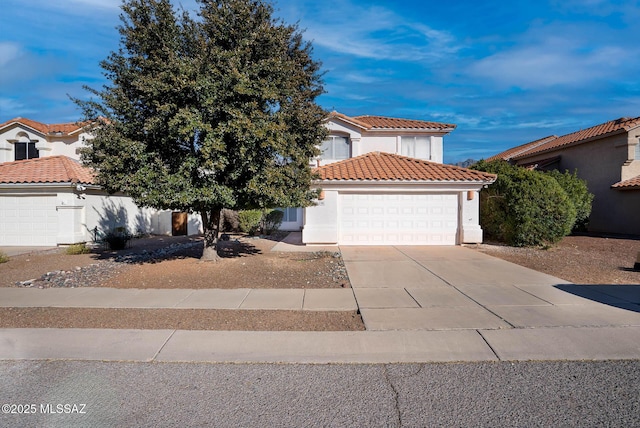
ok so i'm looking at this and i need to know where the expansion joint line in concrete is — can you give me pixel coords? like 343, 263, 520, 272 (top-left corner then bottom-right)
152, 330, 177, 362
393, 246, 517, 327
476, 330, 502, 361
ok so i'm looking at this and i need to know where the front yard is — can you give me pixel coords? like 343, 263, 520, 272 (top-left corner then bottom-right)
475, 235, 640, 285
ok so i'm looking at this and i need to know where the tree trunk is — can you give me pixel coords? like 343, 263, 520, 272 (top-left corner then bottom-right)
200, 208, 222, 261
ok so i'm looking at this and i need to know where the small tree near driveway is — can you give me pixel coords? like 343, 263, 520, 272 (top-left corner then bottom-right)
75, 0, 327, 260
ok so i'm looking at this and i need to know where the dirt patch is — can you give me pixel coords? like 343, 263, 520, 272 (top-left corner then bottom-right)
104, 238, 348, 289
475, 235, 640, 284
0, 307, 364, 331
1, 235, 350, 289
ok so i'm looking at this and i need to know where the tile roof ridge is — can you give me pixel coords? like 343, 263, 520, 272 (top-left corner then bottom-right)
327, 111, 373, 129
0, 117, 85, 135
59, 156, 82, 183
507, 135, 558, 159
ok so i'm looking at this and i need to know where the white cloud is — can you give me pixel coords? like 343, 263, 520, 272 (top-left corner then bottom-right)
67, 0, 120, 9
292, 2, 460, 63
0, 42, 22, 68
11, 0, 120, 12
469, 29, 632, 89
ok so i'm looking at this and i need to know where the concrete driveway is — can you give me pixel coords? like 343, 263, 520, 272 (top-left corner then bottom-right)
342, 245, 640, 334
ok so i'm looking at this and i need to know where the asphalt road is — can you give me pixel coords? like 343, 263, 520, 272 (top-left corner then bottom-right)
1, 360, 639, 427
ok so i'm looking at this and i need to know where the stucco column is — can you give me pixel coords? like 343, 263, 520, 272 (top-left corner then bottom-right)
350, 138, 361, 157
302, 189, 339, 245
460, 190, 484, 243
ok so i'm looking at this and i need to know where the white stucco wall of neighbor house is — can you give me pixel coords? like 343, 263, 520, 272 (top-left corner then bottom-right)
153, 210, 203, 236
77, 191, 157, 243
0, 186, 158, 246
0, 128, 43, 163
0, 126, 90, 163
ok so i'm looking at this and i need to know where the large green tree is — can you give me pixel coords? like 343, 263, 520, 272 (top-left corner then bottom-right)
76, 0, 327, 260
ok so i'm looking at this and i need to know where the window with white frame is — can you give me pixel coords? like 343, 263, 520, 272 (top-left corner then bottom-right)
635, 139, 640, 160
401, 136, 431, 160
320, 136, 350, 160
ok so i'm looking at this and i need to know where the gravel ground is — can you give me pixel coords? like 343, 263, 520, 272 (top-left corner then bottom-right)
0, 308, 364, 331
474, 235, 640, 284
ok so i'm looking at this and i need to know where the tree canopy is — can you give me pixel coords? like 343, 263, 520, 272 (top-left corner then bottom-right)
76, 0, 327, 259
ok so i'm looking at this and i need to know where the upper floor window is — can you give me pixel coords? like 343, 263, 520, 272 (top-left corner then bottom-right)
635, 140, 640, 160
15, 142, 39, 161
401, 136, 431, 160
320, 136, 350, 160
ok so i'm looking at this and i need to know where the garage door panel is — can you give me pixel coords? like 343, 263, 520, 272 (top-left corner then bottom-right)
339, 193, 458, 245
0, 196, 58, 246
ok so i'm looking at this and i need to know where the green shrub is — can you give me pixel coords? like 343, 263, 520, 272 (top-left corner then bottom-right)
66, 243, 91, 255
262, 209, 284, 235
238, 209, 262, 235
0, 251, 8, 264
545, 169, 593, 232
474, 160, 578, 246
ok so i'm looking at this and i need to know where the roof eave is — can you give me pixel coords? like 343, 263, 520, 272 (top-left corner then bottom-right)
315, 178, 496, 185
0, 121, 47, 137
513, 128, 629, 160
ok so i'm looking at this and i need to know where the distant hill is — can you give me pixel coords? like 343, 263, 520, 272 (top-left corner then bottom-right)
452, 158, 477, 168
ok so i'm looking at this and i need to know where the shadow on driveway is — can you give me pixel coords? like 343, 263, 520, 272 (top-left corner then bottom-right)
555, 284, 640, 312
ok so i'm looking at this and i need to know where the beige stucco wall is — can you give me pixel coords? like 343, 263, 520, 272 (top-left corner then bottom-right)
515, 132, 640, 236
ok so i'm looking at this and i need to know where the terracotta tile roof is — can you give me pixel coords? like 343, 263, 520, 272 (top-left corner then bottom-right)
487, 136, 558, 161
511, 116, 640, 160
328, 111, 456, 132
612, 174, 640, 190
0, 117, 85, 136
0, 156, 96, 185
316, 152, 496, 183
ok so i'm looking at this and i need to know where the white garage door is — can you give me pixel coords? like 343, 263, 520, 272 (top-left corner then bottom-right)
0, 196, 58, 246
339, 193, 458, 245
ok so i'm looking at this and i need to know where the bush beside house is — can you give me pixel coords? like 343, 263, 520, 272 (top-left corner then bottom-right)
473, 160, 593, 247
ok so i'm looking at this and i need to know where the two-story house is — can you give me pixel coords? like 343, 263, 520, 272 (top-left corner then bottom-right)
488, 116, 640, 236
300, 112, 496, 245
0, 117, 201, 246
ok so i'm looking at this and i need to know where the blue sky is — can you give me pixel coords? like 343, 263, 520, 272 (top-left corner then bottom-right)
1, 0, 640, 163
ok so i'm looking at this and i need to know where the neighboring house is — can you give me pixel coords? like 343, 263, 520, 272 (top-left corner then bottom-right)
300, 112, 497, 245
0, 118, 201, 246
488, 116, 640, 236
1, 113, 496, 247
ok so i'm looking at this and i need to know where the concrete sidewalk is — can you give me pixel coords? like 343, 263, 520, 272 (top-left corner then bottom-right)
0, 287, 357, 311
1, 327, 640, 363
